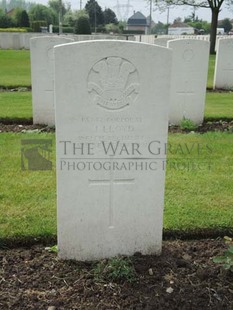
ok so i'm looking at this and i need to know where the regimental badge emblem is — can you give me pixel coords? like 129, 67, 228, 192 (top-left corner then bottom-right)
88, 57, 140, 110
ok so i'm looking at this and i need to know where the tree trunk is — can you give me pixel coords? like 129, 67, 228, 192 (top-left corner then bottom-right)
210, 8, 219, 54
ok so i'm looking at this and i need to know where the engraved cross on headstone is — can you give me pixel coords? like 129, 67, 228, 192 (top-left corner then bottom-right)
89, 164, 134, 229
176, 81, 195, 118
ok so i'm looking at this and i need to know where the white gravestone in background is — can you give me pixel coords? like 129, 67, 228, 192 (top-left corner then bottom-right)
167, 39, 209, 125
214, 38, 233, 89
30, 36, 74, 125
54, 40, 172, 261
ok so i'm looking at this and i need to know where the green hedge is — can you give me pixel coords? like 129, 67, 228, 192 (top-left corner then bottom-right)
122, 30, 144, 35
0, 28, 28, 32
52, 26, 74, 33
31, 21, 47, 33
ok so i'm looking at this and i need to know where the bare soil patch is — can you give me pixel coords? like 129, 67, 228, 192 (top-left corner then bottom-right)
0, 239, 232, 310
0, 120, 233, 134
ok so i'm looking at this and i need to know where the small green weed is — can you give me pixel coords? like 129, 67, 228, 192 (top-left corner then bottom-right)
45, 245, 58, 253
180, 118, 198, 131
93, 257, 137, 283
213, 237, 233, 272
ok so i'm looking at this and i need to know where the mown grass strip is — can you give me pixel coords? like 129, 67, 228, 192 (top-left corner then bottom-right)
0, 50, 31, 87
0, 132, 232, 241
0, 89, 232, 121
0, 50, 215, 89
0, 133, 56, 239
164, 132, 233, 231
207, 54, 215, 89
204, 92, 233, 120
0, 91, 32, 119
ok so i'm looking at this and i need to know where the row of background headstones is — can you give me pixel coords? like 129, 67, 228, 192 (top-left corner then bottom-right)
0, 32, 232, 50
0, 32, 132, 49
28, 38, 233, 261
30, 38, 232, 261
30, 35, 131, 125
135, 34, 233, 51
30, 36, 233, 126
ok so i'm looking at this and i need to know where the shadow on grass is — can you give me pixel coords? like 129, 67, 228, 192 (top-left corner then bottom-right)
0, 235, 57, 249
0, 117, 33, 125
1, 228, 233, 249
163, 227, 233, 240
204, 117, 233, 122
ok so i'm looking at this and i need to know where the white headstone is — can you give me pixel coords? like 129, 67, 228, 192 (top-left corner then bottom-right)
0, 33, 13, 49
154, 37, 170, 47
167, 39, 209, 125
25, 33, 42, 49
214, 38, 233, 89
30, 36, 74, 125
1, 33, 21, 49
72, 35, 128, 42
54, 40, 172, 261
13, 33, 21, 49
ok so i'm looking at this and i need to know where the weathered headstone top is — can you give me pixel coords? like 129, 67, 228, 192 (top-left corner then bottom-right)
55, 40, 172, 261
30, 36, 74, 125
167, 39, 209, 125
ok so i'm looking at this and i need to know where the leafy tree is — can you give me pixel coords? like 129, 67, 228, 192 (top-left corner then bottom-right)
218, 18, 232, 32
154, 0, 233, 54
173, 17, 182, 23
151, 21, 168, 34
118, 20, 126, 32
29, 4, 57, 25
13, 8, 29, 27
0, 0, 34, 11
184, 15, 202, 23
0, 0, 6, 10
105, 23, 123, 33
85, 0, 104, 28
31, 20, 47, 32
63, 9, 74, 26
186, 11, 196, 22
48, 0, 71, 27
74, 14, 91, 34
0, 12, 15, 27
184, 15, 211, 33
13, 7, 23, 25
103, 8, 118, 24
64, 9, 88, 27
48, 0, 68, 17
20, 9, 29, 27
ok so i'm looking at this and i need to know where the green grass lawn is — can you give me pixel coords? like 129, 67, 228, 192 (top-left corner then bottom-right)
1, 89, 232, 121
0, 51, 232, 242
0, 87, 232, 121
207, 54, 215, 89
0, 133, 56, 240
0, 91, 32, 120
0, 50, 215, 89
0, 50, 31, 87
1, 51, 230, 122
205, 92, 233, 120
164, 132, 233, 231
0, 132, 232, 241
